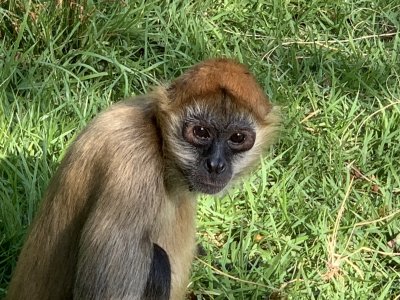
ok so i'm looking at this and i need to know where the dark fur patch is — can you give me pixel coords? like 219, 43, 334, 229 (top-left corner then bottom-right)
143, 243, 171, 300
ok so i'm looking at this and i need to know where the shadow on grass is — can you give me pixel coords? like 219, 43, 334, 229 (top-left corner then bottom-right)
0, 152, 55, 298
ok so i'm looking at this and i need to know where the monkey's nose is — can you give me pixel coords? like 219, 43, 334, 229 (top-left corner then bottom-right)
205, 158, 226, 174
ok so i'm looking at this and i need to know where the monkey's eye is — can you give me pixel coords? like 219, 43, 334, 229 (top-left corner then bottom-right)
193, 126, 211, 140
229, 132, 245, 144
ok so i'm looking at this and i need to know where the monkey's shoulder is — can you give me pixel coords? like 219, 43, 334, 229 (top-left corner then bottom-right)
73, 98, 162, 160
82, 98, 154, 134
98, 97, 154, 125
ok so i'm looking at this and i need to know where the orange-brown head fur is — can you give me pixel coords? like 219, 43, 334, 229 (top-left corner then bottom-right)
167, 58, 272, 123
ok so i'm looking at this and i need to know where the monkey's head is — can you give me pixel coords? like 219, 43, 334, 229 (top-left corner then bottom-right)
157, 58, 279, 195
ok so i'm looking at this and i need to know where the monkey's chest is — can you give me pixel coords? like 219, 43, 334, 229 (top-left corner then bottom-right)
154, 198, 197, 267
152, 198, 197, 298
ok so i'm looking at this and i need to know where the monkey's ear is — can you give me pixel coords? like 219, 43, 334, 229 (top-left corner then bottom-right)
167, 58, 272, 122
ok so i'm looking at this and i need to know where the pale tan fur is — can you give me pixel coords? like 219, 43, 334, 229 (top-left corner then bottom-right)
232, 106, 281, 178
153, 192, 197, 299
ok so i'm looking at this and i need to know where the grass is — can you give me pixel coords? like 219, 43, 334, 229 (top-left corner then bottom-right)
1, 0, 399, 299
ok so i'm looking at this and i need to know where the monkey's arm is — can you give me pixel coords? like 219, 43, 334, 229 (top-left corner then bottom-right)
73, 167, 170, 300
73, 104, 171, 300
75, 217, 170, 300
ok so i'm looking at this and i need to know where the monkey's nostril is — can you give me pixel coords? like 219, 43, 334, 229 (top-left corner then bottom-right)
216, 162, 226, 174
205, 159, 226, 174
205, 159, 213, 173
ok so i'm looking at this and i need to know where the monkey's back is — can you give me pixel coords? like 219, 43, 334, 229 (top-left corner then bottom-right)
6, 99, 166, 300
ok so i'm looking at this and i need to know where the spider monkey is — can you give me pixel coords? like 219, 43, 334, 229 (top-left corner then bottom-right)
6, 58, 280, 300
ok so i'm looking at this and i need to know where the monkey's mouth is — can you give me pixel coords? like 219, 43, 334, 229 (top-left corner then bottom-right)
191, 179, 229, 195
184, 169, 232, 195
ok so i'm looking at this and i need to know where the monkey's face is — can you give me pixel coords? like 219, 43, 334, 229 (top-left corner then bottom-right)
178, 106, 256, 195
